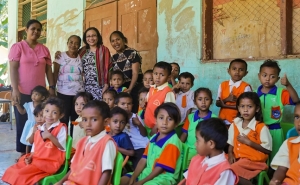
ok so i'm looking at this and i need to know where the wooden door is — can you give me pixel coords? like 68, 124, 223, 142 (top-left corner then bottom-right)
118, 0, 158, 72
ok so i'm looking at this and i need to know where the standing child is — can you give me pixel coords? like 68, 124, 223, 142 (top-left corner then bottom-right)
14, 85, 49, 153
72, 92, 93, 149
228, 92, 272, 185
145, 62, 175, 136
169, 62, 180, 87
180, 88, 217, 165
25, 104, 45, 145
270, 101, 300, 185
216, 59, 252, 126
103, 89, 117, 110
116, 92, 149, 169
137, 87, 149, 125
55, 100, 117, 185
120, 103, 183, 185
2, 98, 67, 184
179, 118, 238, 185
110, 70, 127, 93
257, 59, 299, 160
143, 69, 154, 89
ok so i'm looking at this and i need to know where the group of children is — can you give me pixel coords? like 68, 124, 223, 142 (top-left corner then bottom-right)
2, 59, 300, 185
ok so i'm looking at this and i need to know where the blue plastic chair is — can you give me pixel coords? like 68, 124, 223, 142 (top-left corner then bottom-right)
286, 127, 298, 139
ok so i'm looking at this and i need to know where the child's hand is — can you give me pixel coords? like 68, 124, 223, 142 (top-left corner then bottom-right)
24, 155, 32, 165
41, 125, 52, 139
129, 177, 136, 185
228, 153, 236, 164
269, 179, 281, 185
223, 93, 237, 103
33, 125, 38, 133
12, 100, 19, 106
237, 134, 251, 145
132, 117, 142, 126
280, 73, 290, 87
218, 98, 226, 107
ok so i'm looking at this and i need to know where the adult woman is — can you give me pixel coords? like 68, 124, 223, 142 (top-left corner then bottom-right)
53, 35, 84, 136
9, 19, 55, 156
110, 31, 143, 113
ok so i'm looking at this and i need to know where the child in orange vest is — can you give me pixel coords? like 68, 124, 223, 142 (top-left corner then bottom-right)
145, 61, 175, 136
228, 92, 272, 185
56, 100, 117, 185
2, 98, 67, 185
216, 59, 252, 125
269, 101, 300, 185
179, 118, 238, 185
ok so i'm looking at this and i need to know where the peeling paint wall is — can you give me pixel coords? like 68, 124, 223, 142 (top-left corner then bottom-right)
157, 0, 300, 122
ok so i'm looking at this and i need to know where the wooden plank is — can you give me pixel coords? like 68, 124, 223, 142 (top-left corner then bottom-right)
280, 0, 293, 55
31, 10, 46, 17
32, 4, 46, 12
19, 0, 31, 5
202, 0, 213, 60
32, 1, 46, 8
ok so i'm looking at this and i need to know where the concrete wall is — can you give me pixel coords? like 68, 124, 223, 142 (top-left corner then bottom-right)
157, 0, 299, 122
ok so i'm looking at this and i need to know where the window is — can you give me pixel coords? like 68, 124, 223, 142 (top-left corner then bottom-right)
202, 0, 300, 60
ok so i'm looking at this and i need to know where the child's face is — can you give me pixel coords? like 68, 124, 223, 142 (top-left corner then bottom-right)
194, 91, 212, 112
258, 67, 280, 89
195, 130, 211, 156
179, 77, 192, 93
34, 112, 45, 125
171, 64, 179, 78
293, 104, 300, 135
117, 97, 133, 114
110, 74, 124, 89
227, 62, 248, 82
237, 98, 259, 122
109, 113, 127, 135
75, 96, 86, 116
31, 91, 44, 102
103, 93, 115, 109
156, 109, 176, 135
82, 107, 108, 137
43, 104, 63, 124
153, 67, 170, 87
139, 92, 147, 109
143, 72, 154, 88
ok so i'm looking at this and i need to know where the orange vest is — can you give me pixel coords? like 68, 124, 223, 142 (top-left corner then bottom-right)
219, 81, 250, 123
233, 122, 268, 162
144, 86, 173, 128
186, 155, 238, 185
65, 135, 116, 185
283, 137, 300, 184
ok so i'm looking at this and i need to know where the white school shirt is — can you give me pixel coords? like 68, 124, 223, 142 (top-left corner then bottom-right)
176, 90, 197, 123
146, 82, 176, 103
184, 152, 236, 185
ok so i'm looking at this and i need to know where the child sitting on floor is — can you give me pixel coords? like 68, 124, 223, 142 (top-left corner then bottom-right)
179, 118, 238, 185
120, 103, 183, 185
110, 70, 127, 93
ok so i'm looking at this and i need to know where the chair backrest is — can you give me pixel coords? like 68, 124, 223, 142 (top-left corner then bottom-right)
66, 136, 73, 160
112, 152, 124, 185
281, 122, 294, 140
179, 143, 189, 181
286, 127, 299, 139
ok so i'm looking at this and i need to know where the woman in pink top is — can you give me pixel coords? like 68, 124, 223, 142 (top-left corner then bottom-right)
9, 19, 55, 157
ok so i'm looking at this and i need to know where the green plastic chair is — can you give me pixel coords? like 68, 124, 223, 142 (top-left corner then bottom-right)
111, 152, 124, 185
179, 143, 189, 181
253, 158, 270, 185
39, 136, 73, 185
286, 127, 298, 138
280, 122, 294, 140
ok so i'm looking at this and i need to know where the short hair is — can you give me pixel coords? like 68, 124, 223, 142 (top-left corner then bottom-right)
67, 35, 81, 46
26, 19, 42, 29
83, 27, 103, 49
110, 70, 125, 80
259, 59, 281, 75
82, 100, 110, 119
110, 31, 128, 44
194, 87, 213, 101
73, 92, 93, 104
236, 92, 263, 122
196, 118, 228, 150
154, 102, 181, 125
33, 104, 43, 116
178, 72, 195, 86
110, 106, 129, 123
170, 62, 180, 73
153, 61, 172, 76
42, 97, 64, 115
229, 59, 248, 70
138, 87, 149, 96
115, 92, 132, 104
103, 89, 118, 99
143, 69, 153, 75
31, 85, 49, 100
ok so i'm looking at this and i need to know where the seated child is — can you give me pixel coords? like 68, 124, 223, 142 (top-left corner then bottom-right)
56, 100, 117, 185
143, 69, 154, 89
216, 59, 252, 125
228, 92, 272, 185
179, 118, 238, 185
26, 104, 45, 145
137, 87, 149, 123
180, 88, 217, 165
169, 62, 180, 87
120, 103, 183, 185
257, 59, 299, 160
145, 61, 176, 136
103, 89, 117, 110
116, 92, 149, 169
108, 106, 134, 157
72, 92, 93, 149
2, 98, 67, 185
110, 70, 127, 93
269, 101, 300, 185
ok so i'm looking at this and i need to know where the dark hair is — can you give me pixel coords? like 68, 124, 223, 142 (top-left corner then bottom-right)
196, 118, 228, 150
170, 62, 180, 73
103, 89, 118, 99
229, 59, 248, 70
236, 92, 263, 122
153, 61, 172, 76
138, 87, 149, 96
31, 85, 49, 100
83, 27, 103, 49
33, 104, 43, 116
26, 19, 42, 29
110, 31, 128, 44
178, 72, 195, 86
42, 97, 64, 114
144, 69, 153, 75
82, 100, 110, 119
115, 92, 132, 105
194, 87, 213, 101
154, 102, 181, 125
259, 59, 281, 75
67, 35, 81, 46
110, 106, 129, 123
110, 70, 125, 80
73, 92, 93, 104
